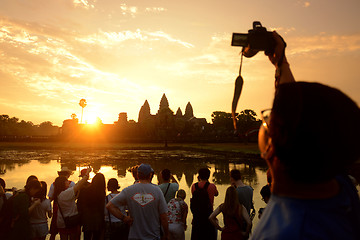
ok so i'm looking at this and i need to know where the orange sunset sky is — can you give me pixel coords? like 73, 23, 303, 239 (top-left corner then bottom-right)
1, 0, 359, 125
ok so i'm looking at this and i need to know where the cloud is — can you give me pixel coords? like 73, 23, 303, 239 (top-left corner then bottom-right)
73, 0, 95, 9
288, 33, 360, 56
145, 7, 167, 13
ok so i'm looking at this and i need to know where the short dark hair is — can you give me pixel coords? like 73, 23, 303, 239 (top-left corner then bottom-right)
260, 185, 271, 199
25, 179, 41, 195
270, 82, 360, 183
107, 178, 120, 190
230, 169, 241, 181
198, 168, 210, 180
26, 175, 38, 185
0, 178, 5, 189
161, 169, 171, 181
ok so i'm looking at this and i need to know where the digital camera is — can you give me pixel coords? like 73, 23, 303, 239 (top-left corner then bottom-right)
231, 21, 276, 57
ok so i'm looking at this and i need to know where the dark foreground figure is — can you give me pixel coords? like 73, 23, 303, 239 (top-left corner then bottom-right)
250, 31, 360, 240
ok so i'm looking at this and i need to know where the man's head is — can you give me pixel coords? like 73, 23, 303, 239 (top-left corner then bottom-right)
137, 163, 154, 180
260, 185, 271, 204
198, 168, 210, 181
160, 169, 171, 181
230, 169, 241, 181
58, 166, 72, 178
262, 82, 360, 184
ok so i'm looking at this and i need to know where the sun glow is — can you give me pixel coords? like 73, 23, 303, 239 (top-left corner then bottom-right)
84, 111, 102, 124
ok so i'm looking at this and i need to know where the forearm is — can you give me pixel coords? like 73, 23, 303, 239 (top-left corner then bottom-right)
209, 207, 222, 231
73, 175, 89, 194
276, 58, 295, 86
106, 202, 126, 220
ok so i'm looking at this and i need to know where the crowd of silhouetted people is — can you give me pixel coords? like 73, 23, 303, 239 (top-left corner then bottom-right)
0, 163, 269, 240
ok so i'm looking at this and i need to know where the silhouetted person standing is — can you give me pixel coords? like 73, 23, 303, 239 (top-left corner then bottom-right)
190, 168, 218, 240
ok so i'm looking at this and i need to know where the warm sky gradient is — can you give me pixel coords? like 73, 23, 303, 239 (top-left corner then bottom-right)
1, 0, 359, 125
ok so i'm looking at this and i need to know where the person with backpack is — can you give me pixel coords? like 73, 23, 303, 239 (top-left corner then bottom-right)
190, 168, 218, 240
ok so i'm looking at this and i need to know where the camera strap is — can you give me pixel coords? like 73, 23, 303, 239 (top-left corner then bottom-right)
231, 51, 244, 132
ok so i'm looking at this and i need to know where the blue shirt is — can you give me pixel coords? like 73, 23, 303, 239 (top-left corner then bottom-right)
250, 175, 360, 240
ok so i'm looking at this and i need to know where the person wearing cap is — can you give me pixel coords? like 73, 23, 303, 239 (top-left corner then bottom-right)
106, 163, 169, 240
48, 166, 76, 240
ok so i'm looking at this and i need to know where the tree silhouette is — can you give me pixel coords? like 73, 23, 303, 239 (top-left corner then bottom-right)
79, 99, 87, 123
71, 113, 77, 120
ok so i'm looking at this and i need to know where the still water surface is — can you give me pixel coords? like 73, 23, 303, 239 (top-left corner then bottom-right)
0, 149, 268, 239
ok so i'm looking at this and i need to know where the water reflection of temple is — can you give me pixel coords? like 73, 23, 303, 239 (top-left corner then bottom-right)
0, 149, 267, 189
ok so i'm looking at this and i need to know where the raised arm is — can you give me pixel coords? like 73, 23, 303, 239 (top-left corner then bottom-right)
266, 31, 295, 87
73, 167, 91, 195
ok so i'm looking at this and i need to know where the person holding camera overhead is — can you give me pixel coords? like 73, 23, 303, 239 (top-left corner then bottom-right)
243, 29, 360, 239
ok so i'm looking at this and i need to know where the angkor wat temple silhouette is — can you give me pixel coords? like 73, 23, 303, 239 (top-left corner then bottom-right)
61, 94, 207, 141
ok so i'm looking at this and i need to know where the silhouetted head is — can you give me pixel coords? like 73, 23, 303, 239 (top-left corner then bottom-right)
161, 169, 171, 181
129, 165, 139, 180
0, 178, 5, 189
25, 179, 42, 197
26, 175, 38, 185
260, 185, 271, 203
91, 173, 106, 191
230, 169, 241, 181
269, 82, 360, 183
137, 164, 154, 180
176, 189, 186, 200
57, 166, 73, 178
53, 176, 68, 202
198, 168, 210, 181
107, 178, 120, 191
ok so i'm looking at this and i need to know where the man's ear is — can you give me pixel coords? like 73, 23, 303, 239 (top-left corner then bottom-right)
262, 139, 275, 163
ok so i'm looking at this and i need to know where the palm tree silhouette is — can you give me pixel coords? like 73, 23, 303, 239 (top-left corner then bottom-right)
79, 99, 87, 123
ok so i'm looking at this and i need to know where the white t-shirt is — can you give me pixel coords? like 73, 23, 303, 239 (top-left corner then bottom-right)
111, 183, 168, 240
56, 187, 78, 228
30, 199, 52, 224
48, 181, 75, 199
159, 183, 179, 203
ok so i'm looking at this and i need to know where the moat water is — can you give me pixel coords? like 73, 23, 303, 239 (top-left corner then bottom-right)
0, 148, 269, 239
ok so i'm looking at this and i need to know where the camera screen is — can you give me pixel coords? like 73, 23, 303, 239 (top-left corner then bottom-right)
231, 33, 248, 47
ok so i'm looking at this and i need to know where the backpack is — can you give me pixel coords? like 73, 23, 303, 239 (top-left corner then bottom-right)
190, 182, 212, 218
